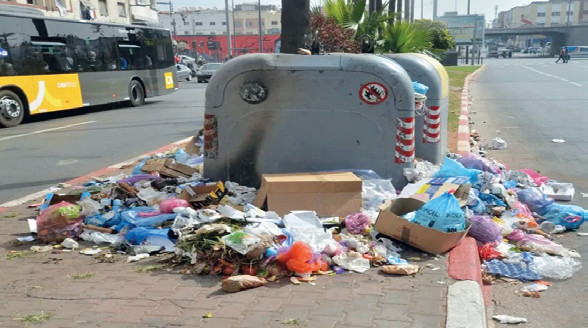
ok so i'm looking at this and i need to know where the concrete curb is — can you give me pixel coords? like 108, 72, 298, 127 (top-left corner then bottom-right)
449, 66, 492, 328
457, 66, 486, 155
0, 137, 192, 208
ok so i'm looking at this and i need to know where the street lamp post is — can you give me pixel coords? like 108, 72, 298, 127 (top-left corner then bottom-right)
224, 0, 232, 59
258, 0, 263, 53
157, 1, 176, 39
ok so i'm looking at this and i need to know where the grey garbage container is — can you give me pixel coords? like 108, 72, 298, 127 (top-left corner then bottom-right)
203, 53, 416, 188
383, 53, 449, 164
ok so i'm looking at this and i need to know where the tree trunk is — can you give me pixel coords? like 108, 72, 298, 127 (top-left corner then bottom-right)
281, 0, 310, 54
388, 0, 396, 24
404, 0, 410, 20
396, 0, 403, 20
376, 0, 383, 12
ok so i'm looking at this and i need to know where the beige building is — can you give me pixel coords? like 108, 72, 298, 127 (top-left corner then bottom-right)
233, 3, 281, 35
496, 0, 587, 28
0, 0, 158, 24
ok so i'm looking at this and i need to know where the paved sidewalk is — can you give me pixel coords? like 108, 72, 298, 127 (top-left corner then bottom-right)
0, 202, 450, 328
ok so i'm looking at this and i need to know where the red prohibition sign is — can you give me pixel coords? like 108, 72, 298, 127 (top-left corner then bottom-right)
359, 82, 388, 105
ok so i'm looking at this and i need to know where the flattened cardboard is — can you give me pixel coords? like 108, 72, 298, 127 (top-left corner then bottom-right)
141, 158, 197, 178
253, 172, 362, 217
374, 198, 471, 255
179, 184, 219, 201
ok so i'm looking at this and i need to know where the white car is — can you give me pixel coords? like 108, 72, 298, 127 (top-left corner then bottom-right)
176, 64, 192, 82
178, 55, 196, 66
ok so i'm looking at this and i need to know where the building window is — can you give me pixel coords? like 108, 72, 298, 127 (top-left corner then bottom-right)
210, 22, 216, 25
235, 21, 242, 27
566, 11, 573, 16
210, 32, 215, 35
537, 12, 545, 17
271, 21, 278, 25
537, 23, 545, 26
195, 22, 203, 26
117, 3, 126, 17
98, 0, 108, 16
184, 21, 189, 25
247, 22, 253, 26
222, 21, 226, 25
552, 12, 560, 16
184, 31, 189, 35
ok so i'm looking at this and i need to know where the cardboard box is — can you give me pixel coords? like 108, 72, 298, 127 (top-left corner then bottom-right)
141, 158, 197, 178
253, 172, 362, 217
373, 198, 471, 255
412, 177, 471, 206
179, 182, 228, 209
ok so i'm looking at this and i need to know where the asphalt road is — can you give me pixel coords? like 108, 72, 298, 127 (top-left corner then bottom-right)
0, 80, 206, 205
469, 57, 587, 328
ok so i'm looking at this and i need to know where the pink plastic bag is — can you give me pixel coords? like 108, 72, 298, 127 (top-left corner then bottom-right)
344, 212, 370, 234
159, 198, 189, 213
36, 201, 83, 242
519, 169, 549, 186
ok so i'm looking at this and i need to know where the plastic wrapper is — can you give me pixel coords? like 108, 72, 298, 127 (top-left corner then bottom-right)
468, 216, 503, 244
362, 179, 397, 211
490, 137, 508, 150
504, 170, 536, 187
479, 243, 502, 261
466, 190, 487, 215
412, 81, 429, 94
332, 251, 371, 273
79, 230, 124, 245
519, 169, 549, 186
125, 227, 174, 252
457, 153, 502, 175
344, 212, 370, 234
529, 255, 582, 280
36, 201, 83, 242
540, 182, 575, 201
380, 264, 419, 275
412, 192, 466, 233
77, 198, 103, 216
122, 207, 177, 227
403, 160, 437, 183
542, 203, 585, 230
283, 211, 332, 253
492, 315, 527, 324
517, 234, 565, 255
221, 275, 267, 293
277, 241, 325, 273
478, 193, 506, 207
159, 198, 189, 213
221, 231, 260, 255
433, 157, 481, 184
243, 222, 282, 238
516, 188, 554, 216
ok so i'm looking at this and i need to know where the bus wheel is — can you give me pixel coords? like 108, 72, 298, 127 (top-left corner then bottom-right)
0, 90, 25, 128
128, 80, 145, 107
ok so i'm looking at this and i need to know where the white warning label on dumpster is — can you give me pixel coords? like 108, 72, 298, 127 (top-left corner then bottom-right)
359, 82, 388, 105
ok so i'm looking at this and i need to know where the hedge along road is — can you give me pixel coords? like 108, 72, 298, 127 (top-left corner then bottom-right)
469, 57, 587, 328
0, 81, 206, 206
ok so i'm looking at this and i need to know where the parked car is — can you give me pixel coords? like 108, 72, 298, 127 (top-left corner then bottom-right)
176, 64, 192, 82
196, 63, 223, 83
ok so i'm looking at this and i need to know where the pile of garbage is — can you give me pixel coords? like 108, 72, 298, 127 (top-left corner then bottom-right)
25, 134, 584, 293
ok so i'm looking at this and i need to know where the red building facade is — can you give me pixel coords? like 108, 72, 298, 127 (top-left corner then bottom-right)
175, 34, 281, 62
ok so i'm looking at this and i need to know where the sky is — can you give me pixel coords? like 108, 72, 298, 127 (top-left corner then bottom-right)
164, 0, 550, 21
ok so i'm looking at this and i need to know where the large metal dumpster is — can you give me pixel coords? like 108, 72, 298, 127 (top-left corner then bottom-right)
203, 53, 415, 188
383, 53, 449, 164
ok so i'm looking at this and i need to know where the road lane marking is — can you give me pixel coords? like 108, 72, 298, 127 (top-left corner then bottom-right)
0, 121, 97, 141
521, 65, 583, 87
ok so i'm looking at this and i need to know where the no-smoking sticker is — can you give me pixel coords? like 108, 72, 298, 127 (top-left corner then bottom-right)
359, 82, 388, 105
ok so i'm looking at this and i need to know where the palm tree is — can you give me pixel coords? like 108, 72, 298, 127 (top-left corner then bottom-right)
378, 20, 431, 53
281, 0, 311, 54
323, 0, 367, 36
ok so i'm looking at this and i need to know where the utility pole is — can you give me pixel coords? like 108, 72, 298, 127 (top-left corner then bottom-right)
258, 0, 263, 53
232, 0, 236, 56
224, 0, 232, 58
465, 0, 471, 64
420, 0, 423, 19
157, 1, 176, 39
433, 0, 437, 20
404, 0, 410, 20
410, 0, 414, 21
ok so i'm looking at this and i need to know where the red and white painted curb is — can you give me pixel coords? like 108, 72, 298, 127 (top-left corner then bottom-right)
0, 137, 193, 208
457, 66, 486, 155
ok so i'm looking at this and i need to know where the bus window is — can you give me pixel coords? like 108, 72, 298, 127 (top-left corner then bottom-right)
118, 42, 141, 70
30, 39, 74, 73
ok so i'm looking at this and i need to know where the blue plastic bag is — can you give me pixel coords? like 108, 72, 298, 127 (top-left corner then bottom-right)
543, 203, 585, 230
131, 157, 149, 175
413, 192, 466, 233
434, 157, 481, 184
121, 207, 177, 227
516, 188, 553, 216
412, 81, 429, 95
125, 227, 175, 251
478, 192, 506, 207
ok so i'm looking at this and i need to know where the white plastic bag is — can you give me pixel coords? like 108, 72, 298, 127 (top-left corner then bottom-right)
333, 252, 371, 273
362, 179, 397, 211
529, 254, 582, 280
